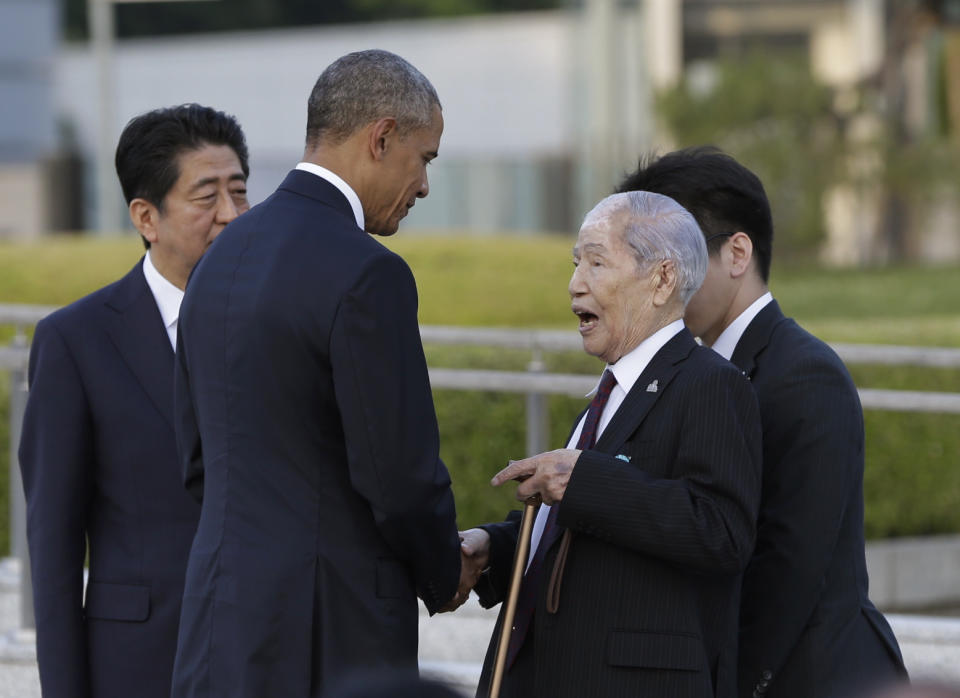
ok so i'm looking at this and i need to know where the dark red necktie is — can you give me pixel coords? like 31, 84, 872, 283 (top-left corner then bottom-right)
505, 368, 618, 667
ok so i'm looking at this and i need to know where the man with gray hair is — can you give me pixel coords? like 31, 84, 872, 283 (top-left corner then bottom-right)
171, 50, 473, 697
460, 191, 763, 697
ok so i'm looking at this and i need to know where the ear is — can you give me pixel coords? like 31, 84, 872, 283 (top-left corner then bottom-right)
726, 232, 754, 279
651, 259, 678, 307
367, 117, 398, 162
129, 198, 160, 245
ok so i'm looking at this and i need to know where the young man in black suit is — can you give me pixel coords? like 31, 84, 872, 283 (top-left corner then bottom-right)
172, 50, 472, 697
461, 191, 763, 697
617, 146, 908, 698
18, 103, 249, 698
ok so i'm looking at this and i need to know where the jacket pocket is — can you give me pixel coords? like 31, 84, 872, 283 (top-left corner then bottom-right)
84, 582, 150, 621
606, 630, 705, 671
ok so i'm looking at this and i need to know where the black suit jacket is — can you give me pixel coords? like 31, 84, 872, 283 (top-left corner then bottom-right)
734, 300, 907, 698
170, 170, 461, 698
476, 329, 762, 698
18, 260, 201, 698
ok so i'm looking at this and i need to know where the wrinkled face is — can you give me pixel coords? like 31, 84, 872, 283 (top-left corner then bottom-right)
569, 210, 658, 364
365, 105, 443, 236
683, 247, 737, 346
151, 144, 249, 287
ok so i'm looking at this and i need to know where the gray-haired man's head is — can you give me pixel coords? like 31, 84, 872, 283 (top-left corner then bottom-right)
570, 191, 707, 363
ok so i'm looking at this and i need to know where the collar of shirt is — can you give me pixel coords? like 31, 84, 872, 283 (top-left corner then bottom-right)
604, 317, 686, 398
295, 162, 365, 230
576, 318, 686, 449
142, 250, 184, 351
709, 291, 774, 360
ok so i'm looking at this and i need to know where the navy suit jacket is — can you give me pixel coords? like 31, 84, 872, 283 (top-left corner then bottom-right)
171, 170, 461, 698
18, 260, 201, 698
476, 329, 763, 698
734, 301, 906, 698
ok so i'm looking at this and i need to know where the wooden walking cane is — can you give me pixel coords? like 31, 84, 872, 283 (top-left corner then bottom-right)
489, 495, 540, 698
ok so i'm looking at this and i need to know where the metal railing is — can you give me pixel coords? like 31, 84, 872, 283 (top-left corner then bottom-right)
3, 305, 960, 633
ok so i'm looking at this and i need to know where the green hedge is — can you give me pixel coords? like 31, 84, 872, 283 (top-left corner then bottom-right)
1, 235, 959, 554
433, 354, 960, 538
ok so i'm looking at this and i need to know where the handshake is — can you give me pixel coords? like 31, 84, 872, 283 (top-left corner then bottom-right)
437, 448, 582, 613
439, 527, 491, 613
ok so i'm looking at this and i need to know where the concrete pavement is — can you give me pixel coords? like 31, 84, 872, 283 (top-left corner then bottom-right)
3, 556, 960, 696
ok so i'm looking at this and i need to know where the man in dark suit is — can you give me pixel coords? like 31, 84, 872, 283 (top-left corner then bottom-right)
171, 50, 468, 698
18, 104, 250, 698
460, 191, 763, 697
618, 147, 908, 698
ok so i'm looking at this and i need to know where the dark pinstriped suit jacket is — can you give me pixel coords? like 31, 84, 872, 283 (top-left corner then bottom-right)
19, 261, 200, 698
476, 328, 762, 698
735, 301, 906, 698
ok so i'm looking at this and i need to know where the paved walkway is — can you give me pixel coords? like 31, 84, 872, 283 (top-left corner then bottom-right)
4, 556, 960, 697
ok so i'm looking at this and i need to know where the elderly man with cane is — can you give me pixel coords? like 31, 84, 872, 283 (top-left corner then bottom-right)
460, 190, 763, 698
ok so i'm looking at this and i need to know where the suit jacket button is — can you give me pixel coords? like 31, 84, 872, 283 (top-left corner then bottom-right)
762, 670, 773, 681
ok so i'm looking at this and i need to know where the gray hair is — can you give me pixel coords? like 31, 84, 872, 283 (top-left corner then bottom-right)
306, 49, 440, 147
585, 191, 708, 306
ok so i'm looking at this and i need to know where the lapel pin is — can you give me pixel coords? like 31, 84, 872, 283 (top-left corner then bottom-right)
646, 379, 658, 393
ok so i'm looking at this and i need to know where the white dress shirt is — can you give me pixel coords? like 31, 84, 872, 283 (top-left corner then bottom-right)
295, 162, 365, 230
525, 318, 686, 569
709, 292, 773, 361
142, 250, 184, 351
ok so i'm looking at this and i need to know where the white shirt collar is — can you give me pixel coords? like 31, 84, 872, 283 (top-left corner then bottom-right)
709, 292, 774, 360
593, 318, 686, 397
142, 250, 184, 350
295, 162, 364, 230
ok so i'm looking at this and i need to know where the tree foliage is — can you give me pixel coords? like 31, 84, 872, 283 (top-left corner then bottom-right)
656, 52, 843, 259
657, 48, 960, 262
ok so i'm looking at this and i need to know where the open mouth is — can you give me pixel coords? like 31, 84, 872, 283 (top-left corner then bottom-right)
574, 309, 599, 333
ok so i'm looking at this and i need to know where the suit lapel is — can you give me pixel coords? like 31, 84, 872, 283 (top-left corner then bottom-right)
730, 299, 787, 379
593, 329, 697, 455
104, 260, 176, 429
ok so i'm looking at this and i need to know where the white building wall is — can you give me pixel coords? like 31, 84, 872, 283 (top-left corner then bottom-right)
55, 12, 584, 232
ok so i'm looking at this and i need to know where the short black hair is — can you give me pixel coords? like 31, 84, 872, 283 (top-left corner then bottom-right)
115, 103, 249, 247
616, 146, 774, 282
306, 49, 440, 148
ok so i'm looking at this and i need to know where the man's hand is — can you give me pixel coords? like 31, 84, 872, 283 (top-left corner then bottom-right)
491, 449, 581, 505
437, 528, 491, 612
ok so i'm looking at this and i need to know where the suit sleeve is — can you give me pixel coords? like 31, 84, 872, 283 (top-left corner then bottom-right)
329, 252, 460, 614
174, 326, 203, 502
559, 364, 762, 575
737, 355, 863, 692
17, 319, 92, 697
474, 512, 524, 608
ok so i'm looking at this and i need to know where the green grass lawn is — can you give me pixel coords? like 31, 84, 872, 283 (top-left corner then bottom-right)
5, 234, 958, 342
1, 233, 958, 547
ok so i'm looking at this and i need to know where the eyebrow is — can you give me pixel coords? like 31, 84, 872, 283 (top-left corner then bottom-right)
573, 242, 606, 256
188, 173, 247, 193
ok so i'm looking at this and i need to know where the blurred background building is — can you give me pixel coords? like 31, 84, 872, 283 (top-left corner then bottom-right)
0, 0, 80, 237
1, 0, 958, 265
